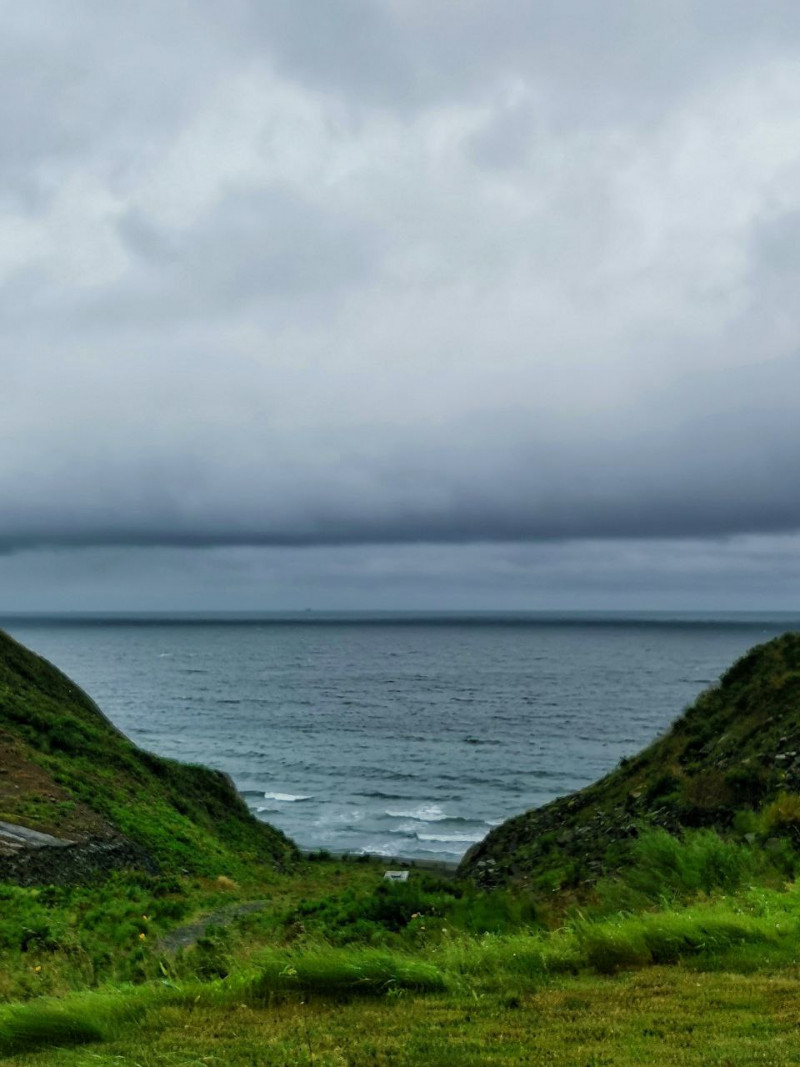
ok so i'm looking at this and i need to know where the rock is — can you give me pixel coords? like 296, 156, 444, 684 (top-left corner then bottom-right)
0, 834, 158, 887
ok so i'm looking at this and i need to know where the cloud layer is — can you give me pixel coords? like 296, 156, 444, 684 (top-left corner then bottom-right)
3, 2, 800, 571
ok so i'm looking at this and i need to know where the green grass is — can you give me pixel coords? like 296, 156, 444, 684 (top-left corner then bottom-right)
250, 945, 447, 998
3, 963, 800, 1065
0, 1002, 108, 1057
1, 854, 800, 1062
4, 840, 799, 999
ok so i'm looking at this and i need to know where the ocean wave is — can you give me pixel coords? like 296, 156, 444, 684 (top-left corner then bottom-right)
352, 845, 401, 858
416, 830, 484, 844
385, 815, 483, 832
358, 768, 418, 781
384, 804, 448, 822
354, 790, 412, 801
386, 826, 484, 844
320, 823, 368, 835
410, 843, 466, 856
263, 791, 314, 802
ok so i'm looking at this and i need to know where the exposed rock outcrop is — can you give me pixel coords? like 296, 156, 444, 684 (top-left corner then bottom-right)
0, 819, 158, 886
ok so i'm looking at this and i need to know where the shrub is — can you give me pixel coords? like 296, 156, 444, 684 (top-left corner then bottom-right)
287, 876, 464, 943
725, 764, 770, 806
617, 828, 757, 901
645, 772, 682, 803
762, 793, 800, 833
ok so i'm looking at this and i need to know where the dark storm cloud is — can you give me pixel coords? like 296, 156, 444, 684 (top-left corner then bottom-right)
3, 352, 800, 551
3, 538, 800, 613
3, 0, 800, 569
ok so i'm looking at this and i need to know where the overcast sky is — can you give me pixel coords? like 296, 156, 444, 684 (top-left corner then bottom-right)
3, 1, 800, 611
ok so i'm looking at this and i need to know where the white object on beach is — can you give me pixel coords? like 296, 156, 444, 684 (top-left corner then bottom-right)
383, 870, 409, 882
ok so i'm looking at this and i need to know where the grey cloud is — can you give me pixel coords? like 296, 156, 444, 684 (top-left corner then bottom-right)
3, 350, 800, 551
747, 210, 800, 295
226, 1, 800, 124
115, 186, 383, 314
231, 0, 413, 108
2, 538, 800, 613
0, 3, 222, 208
468, 100, 541, 171
2, 0, 800, 601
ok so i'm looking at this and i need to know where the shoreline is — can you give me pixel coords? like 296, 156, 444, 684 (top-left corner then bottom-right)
300, 848, 459, 876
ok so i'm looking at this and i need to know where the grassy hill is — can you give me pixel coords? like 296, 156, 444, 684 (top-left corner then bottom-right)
459, 632, 800, 889
0, 629, 297, 879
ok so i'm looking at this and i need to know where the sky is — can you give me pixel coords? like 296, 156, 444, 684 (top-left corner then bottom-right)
3, 1, 800, 612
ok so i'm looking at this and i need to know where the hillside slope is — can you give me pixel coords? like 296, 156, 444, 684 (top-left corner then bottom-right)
0, 629, 297, 881
460, 633, 800, 888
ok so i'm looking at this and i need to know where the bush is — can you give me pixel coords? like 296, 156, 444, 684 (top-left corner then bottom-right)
724, 764, 770, 806
287, 876, 463, 943
613, 828, 757, 902
763, 793, 800, 834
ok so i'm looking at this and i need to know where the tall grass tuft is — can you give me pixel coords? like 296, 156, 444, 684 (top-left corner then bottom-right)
603, 828, 758, 906
575, 905, 784, 974
0, 1003, 106, 1057
250, 946, 447, 999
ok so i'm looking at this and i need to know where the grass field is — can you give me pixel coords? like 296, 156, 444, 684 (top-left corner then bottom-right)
2, 956, 799, 1064
2, 843, 800, 1065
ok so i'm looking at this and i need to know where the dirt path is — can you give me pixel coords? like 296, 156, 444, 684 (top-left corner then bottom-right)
159, 901, 271, 953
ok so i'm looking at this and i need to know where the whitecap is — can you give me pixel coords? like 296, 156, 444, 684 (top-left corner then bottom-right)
416, 830, 485, 844
384, 804, 447, 822
354, 844, 400, 858
262, 791, 313, 802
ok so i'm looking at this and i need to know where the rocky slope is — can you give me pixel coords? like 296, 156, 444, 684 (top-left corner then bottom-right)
459, 633, 800, 889
0, 629, 297, 882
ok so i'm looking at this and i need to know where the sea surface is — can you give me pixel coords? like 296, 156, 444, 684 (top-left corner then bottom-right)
4, 613, 800, 863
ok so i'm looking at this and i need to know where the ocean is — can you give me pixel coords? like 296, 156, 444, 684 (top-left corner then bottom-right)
4, 613, 799, 863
